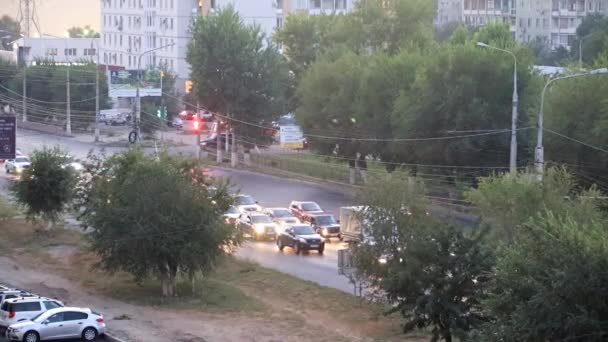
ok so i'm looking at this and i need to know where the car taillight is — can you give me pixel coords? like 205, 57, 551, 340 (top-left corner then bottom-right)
96, 317, 104, 323
8, 311, 15, 318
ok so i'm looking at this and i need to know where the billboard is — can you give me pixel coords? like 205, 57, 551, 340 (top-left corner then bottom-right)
279, 125, 304, 149
108, 69, 162, 97
0, 117, 16, 160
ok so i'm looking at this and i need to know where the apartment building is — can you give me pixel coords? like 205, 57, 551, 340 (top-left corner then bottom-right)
436, 0, 464, 26
100, 0, 356, 94
12, 36, 100, 66
436, 0, 608, 50
100, 0, 200, 92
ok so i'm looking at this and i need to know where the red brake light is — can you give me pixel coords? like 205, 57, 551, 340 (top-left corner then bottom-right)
96, 317, 104, 323
8, 311, 15, 318
194, 120, 200, 130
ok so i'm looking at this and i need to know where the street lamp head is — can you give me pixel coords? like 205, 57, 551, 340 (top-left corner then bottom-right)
476, 42, 489, 48
590, 68, 608, 75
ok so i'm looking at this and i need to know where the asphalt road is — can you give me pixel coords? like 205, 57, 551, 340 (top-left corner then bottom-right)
15, 130, 358, 293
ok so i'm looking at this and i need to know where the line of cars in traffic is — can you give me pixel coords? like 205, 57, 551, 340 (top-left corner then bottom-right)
0, 284, 105, 342
222, 194, 344, 255
4, 150, 84, 176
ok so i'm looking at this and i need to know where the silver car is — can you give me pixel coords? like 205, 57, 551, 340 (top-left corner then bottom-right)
5, 307, 105, 342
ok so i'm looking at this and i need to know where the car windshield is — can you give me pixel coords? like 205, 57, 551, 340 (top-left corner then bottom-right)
251, 215, 272, 224
302, 203, 321, 211
315, 215, 337, 225
30, 312, 46, 322
15, 157, 29, 163
226, 206, 239, 214
236, 195, 256, 205
293, 226, 315, 235
272, 209, 292, 217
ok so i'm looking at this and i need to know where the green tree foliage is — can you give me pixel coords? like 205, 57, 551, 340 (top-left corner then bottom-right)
67, 25, 100, 38
10, 147, 76, 224
187, 6, 289, 147
467, 170, 608, 340
576, 13, 608, 65
465, 168, 604, 243
6, 62, 109, 129
541, 74, 608, 190
0, 15, 20, 50
81, 149, 240, 296
353, 175, 493, 341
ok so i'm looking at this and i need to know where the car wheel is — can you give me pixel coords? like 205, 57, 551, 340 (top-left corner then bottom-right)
318, 244, 325, 255
23, 331, 40, 342
294, 242, 301, 255
82, 327, 98, 341
277, 238, 284, 251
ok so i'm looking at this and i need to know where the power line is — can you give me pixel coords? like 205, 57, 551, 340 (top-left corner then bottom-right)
544, 128, 608, 154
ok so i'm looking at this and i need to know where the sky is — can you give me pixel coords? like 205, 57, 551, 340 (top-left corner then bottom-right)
1, 0, 99, 36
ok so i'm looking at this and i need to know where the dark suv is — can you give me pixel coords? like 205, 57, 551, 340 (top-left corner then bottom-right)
277, 224, 325, 255
309, 213, 341, 240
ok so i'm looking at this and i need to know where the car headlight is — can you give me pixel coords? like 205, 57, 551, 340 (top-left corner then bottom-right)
378, 257, 388, 264
254, 225, 265, 233
298, 238, 307, 244
11, 327, 21, 332
322, 228, 328, 235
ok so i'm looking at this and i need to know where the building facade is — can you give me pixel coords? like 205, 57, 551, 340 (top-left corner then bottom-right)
11, 37, 100, 66
436, 0, 608, 50
100, 0, 200, 92
100, 0, 356, 94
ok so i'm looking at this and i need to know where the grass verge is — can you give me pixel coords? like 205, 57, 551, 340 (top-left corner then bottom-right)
0, 217, 426, 340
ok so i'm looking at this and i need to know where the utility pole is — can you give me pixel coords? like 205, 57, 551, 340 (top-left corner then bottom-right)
196, 102, 201, 159
22, 63, 27, 122
66, 64, 71, 135
216, 119, 222, 164
24, 0, 30, 37
231, 121, 237, 167
476, 42, 518, 173
94, 42, 100, 142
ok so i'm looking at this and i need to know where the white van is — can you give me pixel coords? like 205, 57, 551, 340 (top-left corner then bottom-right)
100, 109, 129, 126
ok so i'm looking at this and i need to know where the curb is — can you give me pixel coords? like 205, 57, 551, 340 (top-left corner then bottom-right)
104, 333, 128, 342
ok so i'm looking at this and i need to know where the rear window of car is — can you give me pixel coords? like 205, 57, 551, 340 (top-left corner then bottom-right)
65, 312, 88, 321
43, 301, 62, 310
11, 302, 41, 312
302, 203, 321, 211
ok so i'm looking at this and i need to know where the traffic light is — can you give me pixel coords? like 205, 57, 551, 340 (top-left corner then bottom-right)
156, 106, 168, 118
185, 80, 193, 93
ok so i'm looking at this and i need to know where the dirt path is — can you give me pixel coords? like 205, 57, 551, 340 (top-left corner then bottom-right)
0, 254, 355, 342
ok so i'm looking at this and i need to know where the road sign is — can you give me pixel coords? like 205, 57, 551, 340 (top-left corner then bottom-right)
279, 125, 304, 149
0, 117, 16, 160
108, 69, 162, 97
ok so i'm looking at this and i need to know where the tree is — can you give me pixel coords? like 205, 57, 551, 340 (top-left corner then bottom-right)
467, 170, 608, 340
576, 13, 608, 65
67, 25, 100, 38
82, 149, 240, 296
352, 175, 493, 341
187, 6, 289, 158
7, 62, 110, 129
0, 15, 21, 51
10, 147, 76, 225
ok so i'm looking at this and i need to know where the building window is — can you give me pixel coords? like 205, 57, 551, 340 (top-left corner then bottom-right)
527, 18, 531, 27
170, 18, 174, 29
64, 48, 77, 56
84, 48, 97, 56
536, 18, 540, 27
276, 17, 283, 28
45, 48, 57, 56
310, 0, 321, 9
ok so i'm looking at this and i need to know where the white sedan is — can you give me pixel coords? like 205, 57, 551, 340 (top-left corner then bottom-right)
5, 156, 31, 174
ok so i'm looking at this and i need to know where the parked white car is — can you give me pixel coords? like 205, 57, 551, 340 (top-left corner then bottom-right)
0, 297, 63, 333
5, 307, 105, 342
5, 156, 31, 174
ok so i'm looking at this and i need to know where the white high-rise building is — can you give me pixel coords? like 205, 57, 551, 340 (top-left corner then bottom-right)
436, 0, 608, 50
100, 0, 200, 92
100, 0, 357, 94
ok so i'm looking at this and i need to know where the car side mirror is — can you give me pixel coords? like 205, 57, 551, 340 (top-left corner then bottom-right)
42, 320, 49, 325
285, 228, 293, 235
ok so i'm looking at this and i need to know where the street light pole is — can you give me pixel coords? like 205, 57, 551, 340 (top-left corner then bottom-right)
477, 42, 518, 174
92, 39, 100, 142
534, 68, 608, 180
135, 43, 175, 143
